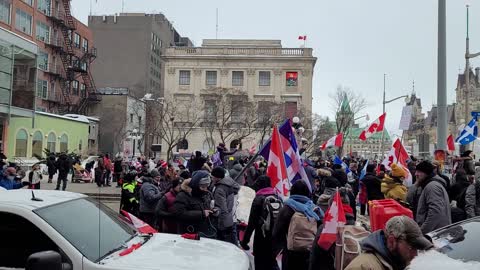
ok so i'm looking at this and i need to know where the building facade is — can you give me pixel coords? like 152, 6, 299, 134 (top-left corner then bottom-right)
455, 68, 480, 125
162, 39, 317, 157
343, 127, 392, 159
89, 13, 192, 99
0, 0, 99, 115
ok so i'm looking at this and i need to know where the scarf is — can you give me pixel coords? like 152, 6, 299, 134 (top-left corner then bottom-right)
285, 195, 322, 221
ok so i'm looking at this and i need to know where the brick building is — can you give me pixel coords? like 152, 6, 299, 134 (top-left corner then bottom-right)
0, 0, 98, 114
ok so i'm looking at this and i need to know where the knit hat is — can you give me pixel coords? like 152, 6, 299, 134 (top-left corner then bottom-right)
416, 161, 434, 175
160, 160, 168, 168
150, 169, 160, 178
190, 170, 211, 188
211, 167, 225, 179
390, 164, 406, 178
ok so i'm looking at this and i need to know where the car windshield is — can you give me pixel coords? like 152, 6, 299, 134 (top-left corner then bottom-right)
34, 197, 136, 262
431, 220, 480, 262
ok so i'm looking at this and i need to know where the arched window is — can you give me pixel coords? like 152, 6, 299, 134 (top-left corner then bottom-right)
60, 134, 68, 153
47, 132, 56, 153
176, 139, 188, 152
32, 131, 43, 157
15, 129, 28, 157
79, 139, 83, 152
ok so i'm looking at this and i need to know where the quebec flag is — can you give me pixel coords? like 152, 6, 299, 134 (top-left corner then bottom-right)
456, 118, 478, 145
333, 155, 351, 174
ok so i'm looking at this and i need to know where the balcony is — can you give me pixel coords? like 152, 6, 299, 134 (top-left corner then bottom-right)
44, 64, 63, 78
166, 47, 313, 57
45, 37, 64, 51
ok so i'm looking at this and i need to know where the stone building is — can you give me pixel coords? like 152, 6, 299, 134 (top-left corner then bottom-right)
161, 39, 317, 156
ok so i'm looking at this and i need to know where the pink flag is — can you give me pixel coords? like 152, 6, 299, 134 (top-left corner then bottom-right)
121, 210, 157, 234
267, 125, 289, 197
359, 113, 386, 141
317, 190, 346, 250
321, 133, 343, 150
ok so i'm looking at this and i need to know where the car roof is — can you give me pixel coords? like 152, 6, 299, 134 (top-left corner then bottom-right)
0, 189, 86, 211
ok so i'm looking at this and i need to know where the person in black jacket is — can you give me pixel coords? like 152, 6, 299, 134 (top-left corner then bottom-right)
189, 151, 207, 173
46, 154, 56, 183
55, 153, 71, 191
362, 164, 385, 201
173, 170, 217, 238
113, 156, 123, 187
240, 175, 280, 270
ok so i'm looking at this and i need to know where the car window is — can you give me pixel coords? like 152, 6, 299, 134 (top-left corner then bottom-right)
432, 220, 480, 262
0, 212, 62, 268
34, 197, 135, 262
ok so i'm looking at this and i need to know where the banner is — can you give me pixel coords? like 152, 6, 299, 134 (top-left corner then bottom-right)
399, 105, 413, 130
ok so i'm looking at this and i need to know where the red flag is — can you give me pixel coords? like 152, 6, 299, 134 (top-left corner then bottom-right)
267, 125, 289, 197
121, 210, 157, 234
298, 35, 307, 40
381, 139, 412, 186
359, 113, 386, 141
317, 190, 346, 250
321, 133, 343, 150
447, 135, 455, 151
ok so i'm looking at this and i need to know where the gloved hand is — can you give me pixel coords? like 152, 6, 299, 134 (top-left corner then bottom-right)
240, 240, 250, 251
21, 181, 30, 186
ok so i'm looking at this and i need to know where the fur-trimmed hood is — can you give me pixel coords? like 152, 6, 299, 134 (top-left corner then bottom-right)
181, 178, 192, 194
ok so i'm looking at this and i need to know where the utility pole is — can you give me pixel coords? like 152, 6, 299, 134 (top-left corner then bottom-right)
216, 8, 219, 39
380, 74, 386, 158
437, 0, 447, 151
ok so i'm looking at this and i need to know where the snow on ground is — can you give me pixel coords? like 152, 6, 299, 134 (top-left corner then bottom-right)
409, 250, 480, 270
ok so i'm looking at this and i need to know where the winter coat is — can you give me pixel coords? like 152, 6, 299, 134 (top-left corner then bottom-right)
0, 176, 23, 190
242, 187, 279, 270
317, 187, 337, 213
155, 189, 179, 233
214, 176, 240, 230
189, 156, 207, 172
449, 173, 470, 204
46, 156, 57, 174
463, 158, 476, 175
304, 165, 319, 190
345, 231, 394, 270
416, 175, 452, 234
114, 159, 123, 173
28, 170, 42, 185
104, 157, 113, 171
245, 166, 258, 187
381, 176, 407, 202
139, 177, 163, 214
173, 179, 216, 237
406, 185, 422, 220
362, 173, 385, 201
229, 164, 244, 185
465, 181, 480, 218
56, 155, 71, 178
120, 182, 139, 215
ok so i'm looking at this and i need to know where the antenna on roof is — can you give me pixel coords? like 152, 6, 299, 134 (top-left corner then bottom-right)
31, 190, 43, 202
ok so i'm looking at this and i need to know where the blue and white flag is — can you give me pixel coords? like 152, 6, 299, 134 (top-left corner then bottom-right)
359, 160, 369, 181
333, 155, 351, 174
456, 118, 478, 145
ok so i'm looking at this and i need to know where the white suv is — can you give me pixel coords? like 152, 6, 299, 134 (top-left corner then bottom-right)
0, 189, 250, 270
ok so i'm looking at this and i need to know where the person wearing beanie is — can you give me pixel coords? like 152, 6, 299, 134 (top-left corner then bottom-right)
173, 170, 217, 238
139, 171, 163, 227
362, 164, 384, 213
229, 160, 245, 185
414, 161, 451, 234
381, 164, 408, 202
155, 177, 183, 233
211, 167, 240, 244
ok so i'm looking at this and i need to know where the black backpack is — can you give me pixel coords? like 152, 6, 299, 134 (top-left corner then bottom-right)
260, 195, 283, 237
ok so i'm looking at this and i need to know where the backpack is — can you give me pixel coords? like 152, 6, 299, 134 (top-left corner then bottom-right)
260, 195, 283, 237
286, 212, 317, 251
335, 225, 370, 270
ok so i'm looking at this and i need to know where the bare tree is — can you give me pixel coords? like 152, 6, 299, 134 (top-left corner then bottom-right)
255, 101, 284, 147
330, 85, 367, 155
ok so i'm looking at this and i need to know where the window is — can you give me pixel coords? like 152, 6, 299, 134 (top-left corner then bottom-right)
257, 101, 272, 123
36, 21, 50, 42
0, 0, 10, 24
32, 131, 43, 157
179, 70, 190, 85
59, 134, 68, 153
73, 33, 80, 48
71, 80, 79, 95
80, 83, 86, 98
22, 0, 33, 5
259, 71, 271, 86
138, 116, 142, 127
37, 79, 48, 99
176, 139, 188, 152
130, 113, 133, 123
15, 9, 32, 35
0, 212, 62, 268
286, 71, 298, 86
204, 99, 217, 122
232, 71, 244, 86
37, 0, 51, 15
284, 101, 298, 120
37, 50, 48, 70
79, 139, 82, 151
47, 132, 56, 152
206, 71, 217, 86
82, 38, 88, 52
15, 129, 28, 157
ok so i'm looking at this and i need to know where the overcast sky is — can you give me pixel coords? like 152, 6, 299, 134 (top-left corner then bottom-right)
72, 0, 479, 136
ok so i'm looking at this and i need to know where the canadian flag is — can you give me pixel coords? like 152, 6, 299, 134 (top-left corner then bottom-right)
121, 210, 157, 234
321, 133, 343, 150
359, 113, 386, 141
317, 190, 346, 250
381, 139, 413, 186
298, 35, 307, 40
267, 125, 289, 197
447, 135, 455, 152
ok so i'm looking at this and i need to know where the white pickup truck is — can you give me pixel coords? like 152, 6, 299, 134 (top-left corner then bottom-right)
0, 189, 250, 270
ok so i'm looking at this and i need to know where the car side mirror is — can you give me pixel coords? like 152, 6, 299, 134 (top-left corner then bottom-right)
26, 251, 62, 270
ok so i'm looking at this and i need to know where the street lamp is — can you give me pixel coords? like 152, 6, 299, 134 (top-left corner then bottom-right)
128, 128, 142, 158
292, 116, 306, 154
354, 114, 370, 121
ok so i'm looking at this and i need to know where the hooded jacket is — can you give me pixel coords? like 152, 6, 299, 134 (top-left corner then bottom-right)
56, 154, 71, 177
229, 163, 244, 185
46, 155, 57, 174
344, 231, 394, 270
465, 181, 480, 218
214, 176, 240, 230
416, 175, 452, 234
381, 175, 407, 202
139, 176, 163, 214
362, 172, 385, 201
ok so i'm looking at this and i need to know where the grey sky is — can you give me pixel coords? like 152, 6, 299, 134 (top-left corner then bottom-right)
72, 0, 478, 136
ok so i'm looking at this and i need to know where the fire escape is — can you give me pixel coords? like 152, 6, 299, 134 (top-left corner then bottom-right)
45, 0, 100, 115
